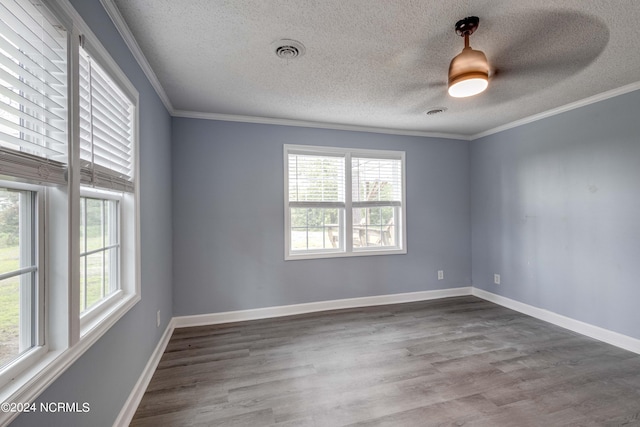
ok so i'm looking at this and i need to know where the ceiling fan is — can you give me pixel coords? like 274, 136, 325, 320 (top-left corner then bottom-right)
399, 10, 609, 114
447, 16, 490, 98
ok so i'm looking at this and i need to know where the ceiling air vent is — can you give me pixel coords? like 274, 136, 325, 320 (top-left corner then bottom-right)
426, 107, 448, 116
273, 39, 305, 59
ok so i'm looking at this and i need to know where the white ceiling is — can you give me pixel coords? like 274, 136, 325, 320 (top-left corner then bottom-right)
108, 0, 640, 138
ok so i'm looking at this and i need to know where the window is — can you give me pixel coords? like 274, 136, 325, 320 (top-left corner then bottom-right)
288, 153, 345, 252
352, 156, 404, 249
75, 43, 137, 337
0, 0, 62, 391
77, 43, 136, 331
0, 0, 140, 417
285, 145, 406, 259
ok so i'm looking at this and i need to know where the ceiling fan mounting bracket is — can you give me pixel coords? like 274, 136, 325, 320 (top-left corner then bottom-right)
455, 16, 479, 37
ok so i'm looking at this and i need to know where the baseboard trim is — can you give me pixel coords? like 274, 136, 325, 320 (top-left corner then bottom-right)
173, 287, 473, 328
472, 288, 640, 355
113, 318, 175, 427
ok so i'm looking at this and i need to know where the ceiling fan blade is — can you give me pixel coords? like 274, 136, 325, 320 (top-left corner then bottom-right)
488, 10, 609, 81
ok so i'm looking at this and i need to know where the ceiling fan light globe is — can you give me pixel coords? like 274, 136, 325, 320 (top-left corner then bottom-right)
448, 76, 489, 98
447, 46, 489, 98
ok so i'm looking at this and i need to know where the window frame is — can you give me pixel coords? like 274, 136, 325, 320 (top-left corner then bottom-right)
284, 144, 406, 260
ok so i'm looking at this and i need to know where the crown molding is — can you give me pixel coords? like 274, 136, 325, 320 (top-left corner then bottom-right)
471, 81, 640, 140
171, 109, 471, 140
99, 0, 174, 113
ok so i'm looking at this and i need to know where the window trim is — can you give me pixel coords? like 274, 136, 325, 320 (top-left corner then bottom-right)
284, 144, 407, 260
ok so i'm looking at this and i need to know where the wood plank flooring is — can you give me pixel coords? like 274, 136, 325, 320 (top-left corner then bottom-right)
131, 296, 640, 426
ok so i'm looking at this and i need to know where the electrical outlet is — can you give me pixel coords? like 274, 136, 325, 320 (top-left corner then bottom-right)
437, 270, 444, 280
494, 274, 501, 285
156, 310, 161, 327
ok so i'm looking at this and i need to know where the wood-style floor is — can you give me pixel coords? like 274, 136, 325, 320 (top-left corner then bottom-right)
131, 296, 640, 426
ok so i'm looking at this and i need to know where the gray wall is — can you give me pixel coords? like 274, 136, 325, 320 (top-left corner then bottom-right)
172, 119, 471, 315
471, 89, 640, 339
11, 0, 173, 425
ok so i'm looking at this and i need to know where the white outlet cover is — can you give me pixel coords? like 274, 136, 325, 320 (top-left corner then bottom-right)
437, 270, 444, 280
494, 274, 501, 285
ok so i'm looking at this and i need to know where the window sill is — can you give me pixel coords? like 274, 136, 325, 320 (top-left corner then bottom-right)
80, 289, 125, 334
80, 291, 140, 340
0, 347, 65, 425
286, 247, 407, 261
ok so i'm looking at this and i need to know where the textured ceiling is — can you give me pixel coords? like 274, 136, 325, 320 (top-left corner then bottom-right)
110, 0, 640, 138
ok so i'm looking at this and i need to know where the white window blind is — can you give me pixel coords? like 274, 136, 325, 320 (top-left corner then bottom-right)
288, 153, 345, 208
352, 157, 402, 207
79, 46, 134, 192
0, 0, 67, 184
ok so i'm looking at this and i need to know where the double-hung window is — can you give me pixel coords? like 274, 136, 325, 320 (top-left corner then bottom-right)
0, 0, 65, 385
285, 145, 406, 259
77, 43, 137, 333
